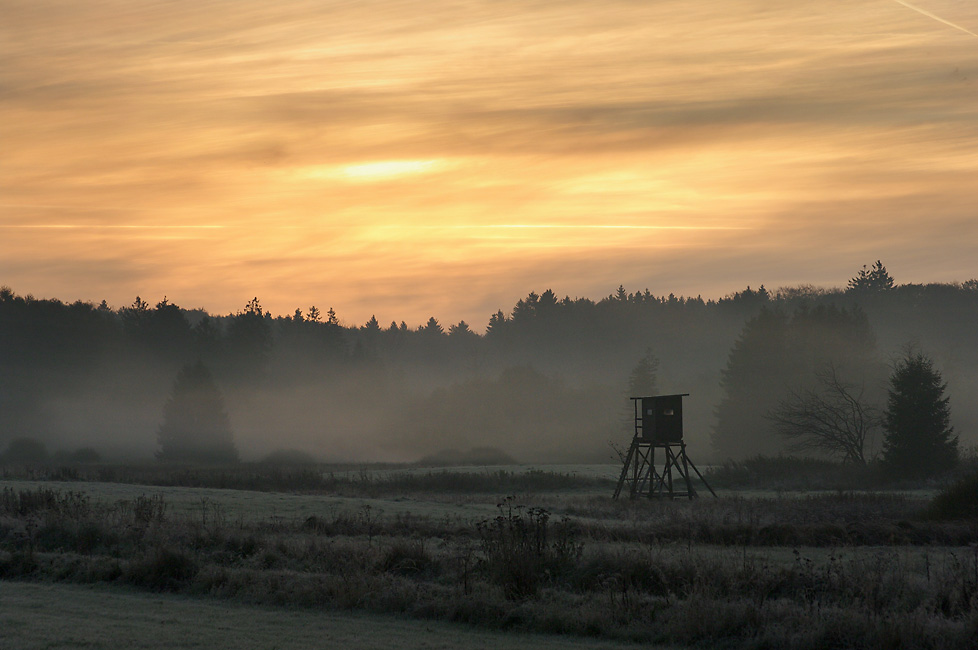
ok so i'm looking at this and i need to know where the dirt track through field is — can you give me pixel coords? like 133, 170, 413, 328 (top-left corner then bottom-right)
0, 580, 663, 650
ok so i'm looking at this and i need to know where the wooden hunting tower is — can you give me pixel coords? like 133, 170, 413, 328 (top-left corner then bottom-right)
613, 394, 715, 499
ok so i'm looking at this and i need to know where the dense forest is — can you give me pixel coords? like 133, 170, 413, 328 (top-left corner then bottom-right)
2, 263, 977, 464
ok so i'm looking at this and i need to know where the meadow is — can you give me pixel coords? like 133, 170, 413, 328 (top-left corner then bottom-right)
1, 463, 977, 649
1, 581, 655, 650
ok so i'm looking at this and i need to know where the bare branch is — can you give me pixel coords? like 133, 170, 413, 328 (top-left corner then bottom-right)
767, 365, 880, 464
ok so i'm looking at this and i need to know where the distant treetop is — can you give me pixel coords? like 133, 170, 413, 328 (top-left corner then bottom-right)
847, 261, 895, 293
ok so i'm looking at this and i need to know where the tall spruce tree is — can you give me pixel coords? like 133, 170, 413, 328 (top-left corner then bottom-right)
847, 260, 895, 293
157, 361, 238, 463
881, 351, 957, 479
713, 308, 792, 459
225, 297, 272, 380
622, 348, 660, 434
713, 305, 880, 460
627, 348, 659, 397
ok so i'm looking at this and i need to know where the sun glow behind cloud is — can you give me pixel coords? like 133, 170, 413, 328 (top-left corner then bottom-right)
2, 0, 977, 326
340, 160, 441, 180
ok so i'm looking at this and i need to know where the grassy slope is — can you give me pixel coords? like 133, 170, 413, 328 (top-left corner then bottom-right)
0, 580, 660, 650
0, 478, 505, 522
2, 471, 976, 649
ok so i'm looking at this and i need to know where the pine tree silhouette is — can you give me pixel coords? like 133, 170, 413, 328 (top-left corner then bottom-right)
157, 361, 238, 463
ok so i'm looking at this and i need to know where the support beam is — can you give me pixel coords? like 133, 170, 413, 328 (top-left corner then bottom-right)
613, 440, 715, 499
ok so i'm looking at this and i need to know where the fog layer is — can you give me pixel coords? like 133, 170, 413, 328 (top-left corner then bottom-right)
2, 274, 976, 464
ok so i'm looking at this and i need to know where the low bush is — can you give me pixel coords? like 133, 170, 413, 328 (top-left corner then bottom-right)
0, 550, 38, 577
378, 539, 435, 576
0, 486, 90, 517
705, 455, 876, 490
1, 463, 611, 495
258, 448, 319, 465
476, 497, 583, 599
0, 437, 49, 464
126, 547, 199, 591
926, 472, 978, 520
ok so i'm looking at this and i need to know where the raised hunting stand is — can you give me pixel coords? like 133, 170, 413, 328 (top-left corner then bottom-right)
613, 394, 716, 499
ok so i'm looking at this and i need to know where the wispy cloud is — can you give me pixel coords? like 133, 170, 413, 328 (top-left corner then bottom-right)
2, 0, 977, 324
0, 225, 224, 230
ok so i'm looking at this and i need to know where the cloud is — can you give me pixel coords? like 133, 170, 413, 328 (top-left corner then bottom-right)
3, 0, 977, 324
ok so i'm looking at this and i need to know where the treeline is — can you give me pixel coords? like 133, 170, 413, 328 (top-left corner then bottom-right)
1, 265, 977, 463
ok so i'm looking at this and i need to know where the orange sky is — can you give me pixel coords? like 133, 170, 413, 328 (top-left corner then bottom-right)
2, 0, 977, 329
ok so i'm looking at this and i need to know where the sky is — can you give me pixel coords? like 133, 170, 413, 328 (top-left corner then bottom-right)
2, 0, 977, 329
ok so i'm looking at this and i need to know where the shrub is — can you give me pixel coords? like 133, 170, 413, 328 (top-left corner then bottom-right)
0, 550, 38, 577
572, 549, 670, 597
130, 494, 167, 525
0, 487, 90, 517
378, 539, 434, 576
126, 547, 199, 591
157, 361, 238, 464
1, 437, 49, 464
70, 448, 102, 464
259, 448, 318, 465
704, 455, 873, 490
416, 447, 517, 466
925, 472, 978, 520
476, 497, 583, 599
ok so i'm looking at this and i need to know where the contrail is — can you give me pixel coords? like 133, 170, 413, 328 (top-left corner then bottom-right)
893, 0, 978, 39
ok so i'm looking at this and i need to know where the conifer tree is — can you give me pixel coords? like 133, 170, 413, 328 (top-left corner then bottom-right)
157, 361, 238, 463
881, 351, 957, 478
712, 308, 791, 458
847, 260, 895, 293
225, 297, 272, 377
627, 348, 659, 397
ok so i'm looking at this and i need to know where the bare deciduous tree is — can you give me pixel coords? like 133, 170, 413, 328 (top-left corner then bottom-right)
768, 365, 880, 464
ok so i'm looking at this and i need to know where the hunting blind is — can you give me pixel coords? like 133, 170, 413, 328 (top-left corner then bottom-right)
613, 394, 716, 499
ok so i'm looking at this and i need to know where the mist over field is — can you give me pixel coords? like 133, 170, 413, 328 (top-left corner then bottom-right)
4, 1, 978, 465
2, 271, 976, 464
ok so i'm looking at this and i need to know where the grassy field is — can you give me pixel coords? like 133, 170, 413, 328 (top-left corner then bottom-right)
1, 581, 661, 650
0, 477, 506, 523
2, 464, 977, 649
